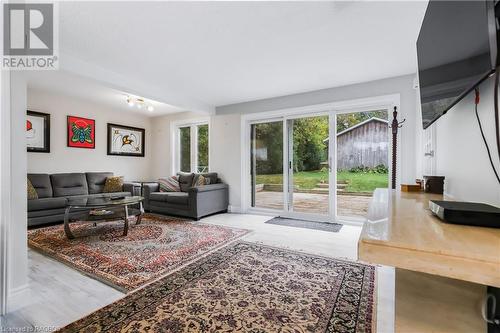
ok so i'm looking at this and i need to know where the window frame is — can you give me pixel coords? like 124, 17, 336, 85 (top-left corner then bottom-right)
240, 93, 401, 225
172, 118, 210, 174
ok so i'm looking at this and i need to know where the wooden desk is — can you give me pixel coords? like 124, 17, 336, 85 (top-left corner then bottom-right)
358, 189, 500, 332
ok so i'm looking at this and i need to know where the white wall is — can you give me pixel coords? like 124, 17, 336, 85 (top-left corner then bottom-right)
4, 73, 29, 312
216, 74, 419, 185
153, 72, 422, 213
0, 70, 8, 315
209, 113, 242, 211
149, 112, 242, 210
27, 89, 153, 181
433, 78, 500, 206
149, 111, 206, 180
30, 74, 466, 212
414, 86, 424, 180
27, 75, 422, 212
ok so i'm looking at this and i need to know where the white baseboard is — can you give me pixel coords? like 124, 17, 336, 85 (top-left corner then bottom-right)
7, 284, 30, 312
228, 205, 242, 213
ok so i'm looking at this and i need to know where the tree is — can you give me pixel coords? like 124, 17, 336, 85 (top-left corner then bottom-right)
253, 122, 283, 175
336, 110, 388, 133
252, 110, 388, 175
292, 117, 328, 172
180, 127, 191, 172
197, 124, 209, 171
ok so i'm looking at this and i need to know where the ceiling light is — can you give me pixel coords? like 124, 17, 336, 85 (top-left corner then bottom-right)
125, 96, 154, 112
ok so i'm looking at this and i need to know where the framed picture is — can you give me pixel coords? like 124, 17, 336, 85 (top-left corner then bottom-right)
67, 115, 95, 149
27, 111, 50, 153
107, 123, 145, 157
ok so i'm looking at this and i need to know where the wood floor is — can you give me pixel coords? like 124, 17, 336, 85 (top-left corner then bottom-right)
0, 213, 394, 332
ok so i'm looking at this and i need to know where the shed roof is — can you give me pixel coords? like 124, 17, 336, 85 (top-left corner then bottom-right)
323, 117, 388, 142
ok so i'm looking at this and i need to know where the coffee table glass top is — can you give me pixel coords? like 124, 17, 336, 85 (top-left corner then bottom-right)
66, 196, 144, 208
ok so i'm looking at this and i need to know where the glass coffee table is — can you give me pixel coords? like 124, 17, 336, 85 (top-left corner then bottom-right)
63, 196, 144, 239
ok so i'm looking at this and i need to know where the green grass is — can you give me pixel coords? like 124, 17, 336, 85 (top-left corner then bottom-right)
336, 171, 389, 192
255, 170, 388, 193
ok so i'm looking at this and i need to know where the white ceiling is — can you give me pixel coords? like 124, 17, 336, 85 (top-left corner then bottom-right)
26, 70, 185, 116
49, 1, 428, 112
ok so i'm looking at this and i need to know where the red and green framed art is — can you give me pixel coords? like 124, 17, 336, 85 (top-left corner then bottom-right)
67, 116, 95, 149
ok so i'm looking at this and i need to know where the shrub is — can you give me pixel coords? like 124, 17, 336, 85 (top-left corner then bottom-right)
373, 164, 389, 174
348, 164, 388, 174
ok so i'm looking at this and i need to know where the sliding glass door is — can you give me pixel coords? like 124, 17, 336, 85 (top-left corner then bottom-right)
335, 110, 389, 219
248, 108, 389, 222
250, 121, 284, 210
250, 115, 332, 218
287, 115, 331, 216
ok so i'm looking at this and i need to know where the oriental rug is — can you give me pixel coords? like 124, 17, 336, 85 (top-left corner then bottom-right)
57, 241, 375, 333
28, 214, 249, 292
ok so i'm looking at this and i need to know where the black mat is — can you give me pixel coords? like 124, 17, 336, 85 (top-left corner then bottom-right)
265, 217, 343, 233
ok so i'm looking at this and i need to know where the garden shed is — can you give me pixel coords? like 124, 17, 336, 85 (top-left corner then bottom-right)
325, 117, 389, 170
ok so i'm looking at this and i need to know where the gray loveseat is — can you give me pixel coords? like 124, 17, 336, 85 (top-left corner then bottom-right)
143, 172, 229, 220
28, 172, 140, 227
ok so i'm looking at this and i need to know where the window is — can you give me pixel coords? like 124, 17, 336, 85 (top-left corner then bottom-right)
175, 121, 209, 173
197, 124, 209, 173
179, 127, 191, 172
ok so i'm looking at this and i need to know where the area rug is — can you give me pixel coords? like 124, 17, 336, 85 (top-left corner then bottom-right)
57, 241, 376, 333
28, 214, 250, 292
266, 216, 343, 233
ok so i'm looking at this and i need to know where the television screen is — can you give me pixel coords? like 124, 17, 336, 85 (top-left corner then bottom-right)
417, 0, 497, 129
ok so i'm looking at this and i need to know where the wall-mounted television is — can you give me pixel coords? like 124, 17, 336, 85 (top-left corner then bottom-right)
417, 0, 498, 129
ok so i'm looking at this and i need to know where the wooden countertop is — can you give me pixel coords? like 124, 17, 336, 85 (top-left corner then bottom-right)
358, 189, 500, 287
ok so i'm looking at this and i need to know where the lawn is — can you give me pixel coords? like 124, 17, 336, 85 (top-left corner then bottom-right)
255, 170, 388, 193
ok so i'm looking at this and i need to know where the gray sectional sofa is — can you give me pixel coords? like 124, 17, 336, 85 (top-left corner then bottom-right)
28, 172, 140, 227
143, 172, 229, 220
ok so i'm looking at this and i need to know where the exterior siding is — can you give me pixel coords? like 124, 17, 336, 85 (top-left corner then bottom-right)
336, 120, 388, 170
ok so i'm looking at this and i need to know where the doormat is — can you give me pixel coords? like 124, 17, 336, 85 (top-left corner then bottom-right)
265, 217, 343, 233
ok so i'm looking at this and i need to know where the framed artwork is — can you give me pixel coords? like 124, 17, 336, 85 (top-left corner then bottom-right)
27, 111, 50, 153
107, 123, 145, 157
67, 115, 95, 149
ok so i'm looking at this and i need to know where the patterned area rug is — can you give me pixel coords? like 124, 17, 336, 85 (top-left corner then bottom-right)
58, 241, 376, 333
28, 214, 249, 292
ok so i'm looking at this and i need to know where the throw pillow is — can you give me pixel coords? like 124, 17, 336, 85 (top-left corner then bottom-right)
193, 174, 207, 187
27, 179, 38, 200
159, 176, 180, 192
199, 172, 218, 185
177, 172, 195, 192
193, 173, 213, 187
103, 176, 124, 193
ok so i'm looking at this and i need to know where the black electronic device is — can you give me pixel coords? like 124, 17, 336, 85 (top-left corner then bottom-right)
417, 0, 498, 129
429, 200, 500, 228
